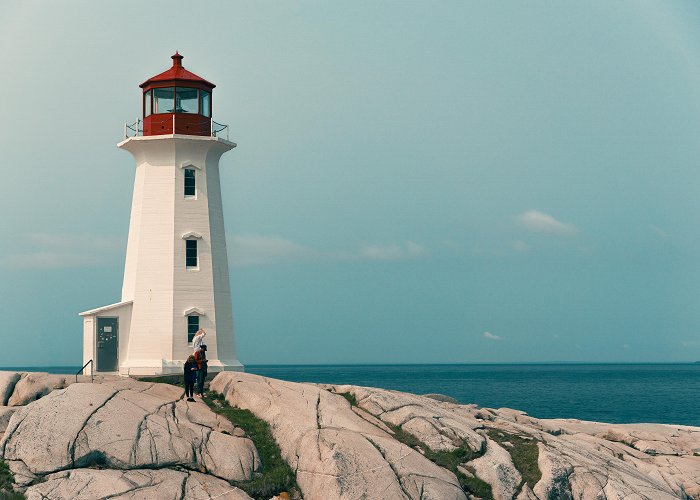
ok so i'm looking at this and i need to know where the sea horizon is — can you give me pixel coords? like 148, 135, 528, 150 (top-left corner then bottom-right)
3, 361, 699, 370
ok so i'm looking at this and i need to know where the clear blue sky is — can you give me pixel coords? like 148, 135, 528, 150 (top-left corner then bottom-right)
2, 1, 700, 366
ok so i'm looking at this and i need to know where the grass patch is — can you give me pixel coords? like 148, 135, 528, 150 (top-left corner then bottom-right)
388, 423, 492, 500
0, 461, 24, 500
204, 392, 300, 500
338, 392, 357, 407
460, 466, 494, 500
486, 429, 541, 490
136, 375, 183, 386
0, 492, 24, 500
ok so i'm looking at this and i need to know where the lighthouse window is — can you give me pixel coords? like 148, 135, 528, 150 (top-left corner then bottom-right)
153, 87, 175, 114
187, 315, 199, 343
176, 87, 199, 114
184, 168, 196, 197
186, 239, 198, 268
144, 90, 152, 117
200, 91, 211, 117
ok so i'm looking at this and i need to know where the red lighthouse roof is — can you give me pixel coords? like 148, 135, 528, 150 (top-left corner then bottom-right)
140, 52, 215, 89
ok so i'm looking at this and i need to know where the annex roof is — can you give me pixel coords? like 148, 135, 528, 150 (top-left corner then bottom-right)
79, 300, 133, 317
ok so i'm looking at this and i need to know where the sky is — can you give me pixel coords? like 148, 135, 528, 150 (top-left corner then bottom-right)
1, 1, 700, 366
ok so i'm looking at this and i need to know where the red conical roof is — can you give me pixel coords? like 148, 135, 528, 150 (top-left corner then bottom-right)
140, 52, 215, 89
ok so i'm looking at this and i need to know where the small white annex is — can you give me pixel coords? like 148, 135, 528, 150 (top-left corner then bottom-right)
80, 54, 244, 376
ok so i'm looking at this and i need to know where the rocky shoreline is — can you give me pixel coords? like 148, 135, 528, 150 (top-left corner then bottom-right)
0, 371, 697, 499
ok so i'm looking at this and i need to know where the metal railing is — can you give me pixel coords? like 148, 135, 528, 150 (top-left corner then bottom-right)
76, 359, 94, 383
124, 118, 143, 139
212, 121, 229, 141
123, 117, 230, 141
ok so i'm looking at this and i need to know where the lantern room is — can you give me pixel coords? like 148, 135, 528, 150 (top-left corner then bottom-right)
140, 52, 215, 136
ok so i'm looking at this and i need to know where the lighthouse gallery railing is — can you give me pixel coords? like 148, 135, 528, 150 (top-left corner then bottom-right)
123, 118, 229, 141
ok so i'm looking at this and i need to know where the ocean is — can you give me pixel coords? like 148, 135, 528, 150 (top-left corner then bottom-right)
6, 363, 699, 426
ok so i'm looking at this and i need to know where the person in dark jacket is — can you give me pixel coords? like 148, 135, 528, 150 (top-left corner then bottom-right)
184, 354, 197, 402
194, 344, 208, 397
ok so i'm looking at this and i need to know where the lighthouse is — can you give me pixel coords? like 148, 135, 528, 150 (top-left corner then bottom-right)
79, 53, 244, 376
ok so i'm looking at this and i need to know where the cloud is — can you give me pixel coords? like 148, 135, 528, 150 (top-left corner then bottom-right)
229, 235, 316, 266
23, 233, 119, 250
483, 331, 503, 341
511, 240, 529, 253
5, 252, 107, 269
358, 241, 426, 261
4, 233, 123, 269
230, 235, 427, 266
516, 210, 578, 235
650, 225, 668, 239
8, 231, 431, 269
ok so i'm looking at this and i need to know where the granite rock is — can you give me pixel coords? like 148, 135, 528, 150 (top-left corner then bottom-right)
4, 371, 700, 500
211, 372, 465, 500
24, 468, 253, 500
6, 372, 71, 406
0, 372, 20, 406
469, 438, 521, 500
327, 384, 700, 500
1, 380, 259, 484
0, 407, 17, 434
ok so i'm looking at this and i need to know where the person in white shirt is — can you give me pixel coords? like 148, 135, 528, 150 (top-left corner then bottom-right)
192, 329, 206, 353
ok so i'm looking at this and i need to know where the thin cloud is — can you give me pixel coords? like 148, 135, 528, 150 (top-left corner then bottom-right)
650, 225, 668, 239
229, 235, 315, 267
11, 232, 431, 269
483, 331, 503, 341
23, 233, 120, 250
511, 240, 529, 253
4, 233, 123, 269
358, 241, 426, 261
5, 252, 107, 269
229, 235, 428, 266
517, 210, 578, 236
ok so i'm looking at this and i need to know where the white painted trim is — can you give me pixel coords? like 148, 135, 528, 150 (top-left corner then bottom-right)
79, 300, 133, 317
180, 162, 202, 170
117, 135, 236, 149
181, 232, 203, 239
184, 307, 206, 316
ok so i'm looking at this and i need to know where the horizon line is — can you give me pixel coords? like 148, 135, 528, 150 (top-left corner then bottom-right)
3, 361, 699, 369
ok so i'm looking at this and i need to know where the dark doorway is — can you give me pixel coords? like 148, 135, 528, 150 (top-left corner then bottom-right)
96, 317, 118, 372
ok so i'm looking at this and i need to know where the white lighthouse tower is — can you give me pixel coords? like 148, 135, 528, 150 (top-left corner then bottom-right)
80, 53, 244, 376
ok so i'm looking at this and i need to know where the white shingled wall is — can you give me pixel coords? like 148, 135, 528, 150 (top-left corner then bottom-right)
113, 134, 243, 375
206, 159, 238, 367
82, 318, 93, 372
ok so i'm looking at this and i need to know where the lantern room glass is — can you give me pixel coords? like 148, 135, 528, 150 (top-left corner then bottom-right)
200, 91, 211, 117
176, 87, 199, 114
144, 90, 152, 117
153, 87, 175, 114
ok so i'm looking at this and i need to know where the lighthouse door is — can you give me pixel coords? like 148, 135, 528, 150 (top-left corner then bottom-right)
96, 317, 118, 372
